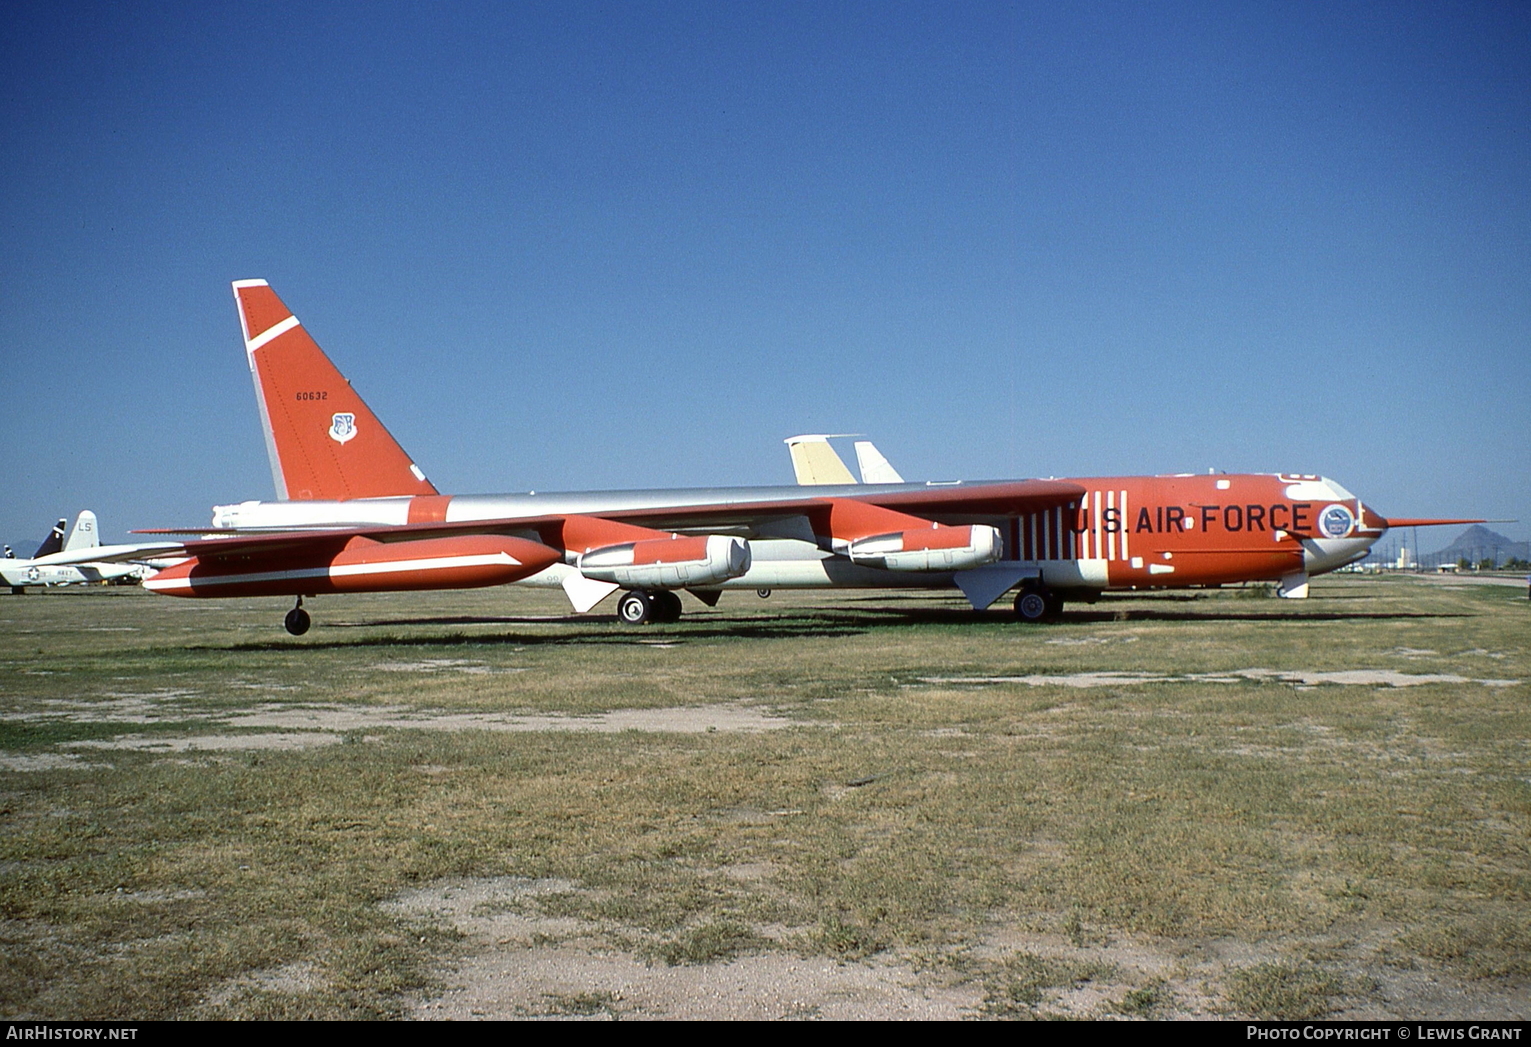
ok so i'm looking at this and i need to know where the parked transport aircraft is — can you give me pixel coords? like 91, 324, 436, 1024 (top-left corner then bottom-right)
43, 281, 1477, 634
2, 512, 145, 591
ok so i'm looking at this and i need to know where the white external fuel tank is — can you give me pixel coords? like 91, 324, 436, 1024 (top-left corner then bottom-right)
847, 524, 1002, 572
578, 534, 751, 589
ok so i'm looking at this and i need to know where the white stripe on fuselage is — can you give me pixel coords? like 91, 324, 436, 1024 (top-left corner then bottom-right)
144, 552, 522, 593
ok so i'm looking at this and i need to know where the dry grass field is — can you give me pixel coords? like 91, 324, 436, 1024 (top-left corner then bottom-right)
1, 576, 1527, 1019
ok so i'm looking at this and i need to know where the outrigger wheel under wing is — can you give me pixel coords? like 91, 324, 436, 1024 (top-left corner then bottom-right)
284, 597, 311, 636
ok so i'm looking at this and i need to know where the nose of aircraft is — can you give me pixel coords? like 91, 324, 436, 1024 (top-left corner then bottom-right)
1301, 498, 1387, 576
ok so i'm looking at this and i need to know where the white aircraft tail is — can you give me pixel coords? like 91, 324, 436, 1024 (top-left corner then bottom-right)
232, 280, 438, 501
63, 511, 99, 553
853, 441, 904, 484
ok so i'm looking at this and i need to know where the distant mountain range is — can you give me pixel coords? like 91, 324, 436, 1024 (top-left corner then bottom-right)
1419, 525, 1529, 568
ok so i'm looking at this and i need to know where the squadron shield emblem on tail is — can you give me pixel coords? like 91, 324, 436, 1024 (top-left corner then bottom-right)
328, 412, 357, 445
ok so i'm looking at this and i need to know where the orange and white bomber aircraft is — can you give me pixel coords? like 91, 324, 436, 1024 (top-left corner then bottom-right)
47, 281, 1479, 635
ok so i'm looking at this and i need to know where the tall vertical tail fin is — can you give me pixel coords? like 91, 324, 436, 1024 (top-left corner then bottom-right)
63, 511, 99, 552
33, 519, 66, 559
784, 435, 858, 485
233, 280, 438, 501
853, 441, 904, 484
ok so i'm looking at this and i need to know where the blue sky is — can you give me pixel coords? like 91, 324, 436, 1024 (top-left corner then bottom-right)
2, 1, 1526, 554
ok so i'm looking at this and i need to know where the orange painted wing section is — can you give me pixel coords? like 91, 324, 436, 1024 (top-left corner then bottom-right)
235, 282, 437, 501
602, 480, 1086, 533
863, 480, 1086, 517
808, 499, 932, 542
530, 515, 672, 555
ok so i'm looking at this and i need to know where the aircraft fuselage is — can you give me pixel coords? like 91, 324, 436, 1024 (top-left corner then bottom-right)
204, 471, 1383, 601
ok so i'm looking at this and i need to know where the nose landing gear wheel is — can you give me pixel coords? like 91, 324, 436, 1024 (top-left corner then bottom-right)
284, 597, 311, 636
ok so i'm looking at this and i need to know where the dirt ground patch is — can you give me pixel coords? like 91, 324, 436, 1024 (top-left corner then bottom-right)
387, 877, 978, 1020
916, 668, 1521, 688
65, 732, 348, 753
15, 702, 798, 758
0, 751, 110, 771
415, 949, 976, 1020
225, 702, 794, 735
972, 926, 1530, 1020
387, 880, 1531, 1020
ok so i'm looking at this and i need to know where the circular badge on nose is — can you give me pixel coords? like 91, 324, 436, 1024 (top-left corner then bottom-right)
1318, 504, 1355, 538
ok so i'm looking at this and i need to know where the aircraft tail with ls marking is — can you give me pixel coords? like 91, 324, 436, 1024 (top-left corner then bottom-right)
63, 510, 100, 552
233, 280, 437, 502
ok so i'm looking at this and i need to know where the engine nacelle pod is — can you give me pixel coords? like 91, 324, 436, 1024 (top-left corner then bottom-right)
578, 534, 751, 589
848, 524, 1002, 572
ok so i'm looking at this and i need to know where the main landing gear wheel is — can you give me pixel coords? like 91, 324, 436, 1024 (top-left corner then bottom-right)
618, 590, 683, 625
284, 597, 311, 636
617, 590, 655, 625
1014, 584, 1062, 624
651, 590, 683, 623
